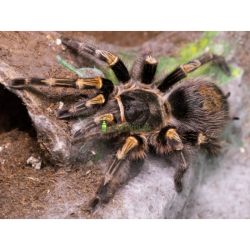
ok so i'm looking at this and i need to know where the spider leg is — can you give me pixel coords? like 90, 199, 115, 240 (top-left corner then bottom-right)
72, 113, 117, 144
182, 131, 221, 156
154, 126, 184, 155
71, 96, 128, 144
174, 151, 188, 192
157, 53, 231, 92
174, 131, 220, 192
56, 77, 114, 119
57, 93, 106, 119
152, 127, 188, 192
88, 135, 146, 211
60, 36, 131, 84
10, 77, 114, 119
10, 78, 78, 88
131, 54, 158, 84
10, 77, 113, 92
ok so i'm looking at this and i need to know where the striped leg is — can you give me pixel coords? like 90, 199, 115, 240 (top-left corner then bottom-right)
10, 77, 114, 119
156, 127, 214, 192
104, 136, 139, 185
183, 131, 221, 157
88, 136, 144, 211
10, 78, 78, 88
10, 77, 113, 92
72, 113, 116, 144
157, 53, 231, 92
174, 131, 217, 192
157, 128, 189, 192
57, 93, 106, 119
131, 54, 158, 84
61, 36, 131, 84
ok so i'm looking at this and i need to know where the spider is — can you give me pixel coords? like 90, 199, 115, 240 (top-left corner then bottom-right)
10, 35, 232, 211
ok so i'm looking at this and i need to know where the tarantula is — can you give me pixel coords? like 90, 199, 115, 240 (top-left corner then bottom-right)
10, 35, 232, 211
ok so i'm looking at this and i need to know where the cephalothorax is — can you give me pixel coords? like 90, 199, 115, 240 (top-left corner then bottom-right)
10, 36, 231, 211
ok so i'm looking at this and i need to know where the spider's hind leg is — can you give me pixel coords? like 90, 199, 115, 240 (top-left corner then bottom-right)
61, 36, 131, 84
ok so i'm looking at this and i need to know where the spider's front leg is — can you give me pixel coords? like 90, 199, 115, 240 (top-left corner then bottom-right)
88, 135, 147, 211
131, 54, 158, 84
10, 77, 115, 119
157, 53, 231, 92
72, 112, 119, 144
60, 36, 131, 84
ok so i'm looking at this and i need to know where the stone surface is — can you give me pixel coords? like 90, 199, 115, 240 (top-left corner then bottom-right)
27, 156, 42, 170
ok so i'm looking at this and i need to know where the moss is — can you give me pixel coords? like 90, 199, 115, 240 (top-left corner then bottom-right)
98, 31, 243, 86
99, 66, 118, 85
156, 57, 178, 75
117, 52, 136, 64
200, 38, 209, 49
93, 142, 105, 162
192, 63, 242, 85
154, 31, 242, 85
204, 31, 219, 39
58, 31, 242, 87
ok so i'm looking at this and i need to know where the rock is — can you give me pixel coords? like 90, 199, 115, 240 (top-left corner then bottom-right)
27, 156, 42, 170
94, 153, 201, 219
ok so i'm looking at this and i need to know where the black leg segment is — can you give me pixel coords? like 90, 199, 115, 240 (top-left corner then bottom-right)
131, 54, 158, 84
60, 36, 131, 84
10, 78, 76, 88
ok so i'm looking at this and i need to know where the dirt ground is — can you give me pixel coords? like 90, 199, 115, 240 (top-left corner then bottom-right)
60, 31, 162, 47
0, 31, 247, 219
0, 31, 169, 219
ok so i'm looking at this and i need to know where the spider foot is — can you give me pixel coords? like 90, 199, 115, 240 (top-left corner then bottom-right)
209, 54, 231, 77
